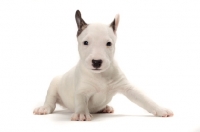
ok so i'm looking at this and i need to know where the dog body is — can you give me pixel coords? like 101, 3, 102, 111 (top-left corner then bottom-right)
33, 10, 173, 121
55, 60, 123, 113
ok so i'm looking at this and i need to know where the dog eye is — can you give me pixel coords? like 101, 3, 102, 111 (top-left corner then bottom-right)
83, 41, 88, 45
106, 42, 112, 46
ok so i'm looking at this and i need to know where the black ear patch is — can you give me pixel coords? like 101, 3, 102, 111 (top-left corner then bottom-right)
75, 10, 88, 37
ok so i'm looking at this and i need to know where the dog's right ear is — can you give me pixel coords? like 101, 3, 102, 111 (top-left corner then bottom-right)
75, 10, 88, 36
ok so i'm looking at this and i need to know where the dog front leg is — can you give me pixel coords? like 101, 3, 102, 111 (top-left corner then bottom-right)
120, 85, 173, 117
71, 93, 92, 121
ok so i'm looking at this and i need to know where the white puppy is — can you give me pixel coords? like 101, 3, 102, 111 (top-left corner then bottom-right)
33, 10, 173, 121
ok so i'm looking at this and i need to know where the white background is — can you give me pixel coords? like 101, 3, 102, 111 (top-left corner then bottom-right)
0, 0, 200, 132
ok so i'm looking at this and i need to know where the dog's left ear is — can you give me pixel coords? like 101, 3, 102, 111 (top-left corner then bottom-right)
110, 14, 120, 33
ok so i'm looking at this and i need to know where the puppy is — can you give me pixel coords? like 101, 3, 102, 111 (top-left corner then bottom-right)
33, 10, 173, 121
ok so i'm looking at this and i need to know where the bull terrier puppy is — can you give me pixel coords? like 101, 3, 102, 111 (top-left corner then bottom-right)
33, 10, 173, 121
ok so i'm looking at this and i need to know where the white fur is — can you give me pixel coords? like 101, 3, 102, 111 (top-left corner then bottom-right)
33, 11, 173, 121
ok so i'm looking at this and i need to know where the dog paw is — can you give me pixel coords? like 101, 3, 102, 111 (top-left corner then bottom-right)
98, 105, 114, 113
152, 107, 174, 117
33, 105, 53, 115
71, 113, 92, 121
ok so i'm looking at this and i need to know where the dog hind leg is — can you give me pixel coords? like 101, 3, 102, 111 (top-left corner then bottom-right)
121, 85, 173, 117
33, 76, 60, 115
97, 105, 114, 113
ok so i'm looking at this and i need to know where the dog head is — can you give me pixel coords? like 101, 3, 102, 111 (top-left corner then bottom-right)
75, 10, 120, 73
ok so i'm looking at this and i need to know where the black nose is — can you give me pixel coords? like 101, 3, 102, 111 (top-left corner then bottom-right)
92, 59, 102, 68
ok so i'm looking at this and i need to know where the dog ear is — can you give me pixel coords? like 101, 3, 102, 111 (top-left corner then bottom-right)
110, 14, 120, 33
75, 10, 88, 36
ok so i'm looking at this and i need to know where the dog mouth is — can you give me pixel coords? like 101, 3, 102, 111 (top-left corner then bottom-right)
92, 69, 101, 70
